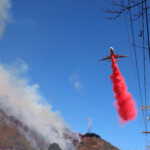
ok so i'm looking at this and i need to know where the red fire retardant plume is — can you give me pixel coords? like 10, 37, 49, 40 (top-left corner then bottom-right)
110, 56, 138, 124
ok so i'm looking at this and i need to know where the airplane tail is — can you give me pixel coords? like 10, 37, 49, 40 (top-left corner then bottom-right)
107, 59, 120, 62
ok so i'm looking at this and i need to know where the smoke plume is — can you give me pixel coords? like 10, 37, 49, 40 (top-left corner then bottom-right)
0, 60, 79, 150
0, 0, 11, 37
110, 56, 138, 124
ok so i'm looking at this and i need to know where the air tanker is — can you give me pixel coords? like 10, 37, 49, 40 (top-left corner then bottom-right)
98, 47, 128, 62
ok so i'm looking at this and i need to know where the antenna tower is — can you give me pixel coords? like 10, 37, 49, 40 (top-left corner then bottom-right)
88, 118, 92, 133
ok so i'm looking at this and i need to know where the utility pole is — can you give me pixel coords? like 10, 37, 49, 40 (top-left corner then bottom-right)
142, 131, 150, 134
87, 118, 92, 133
140, 105, 150, 122
140, 106, 150, 110
146, 145, 150, 148
141, 106, 150, 134
140, 105, 150, 150
146, 146, 150, 150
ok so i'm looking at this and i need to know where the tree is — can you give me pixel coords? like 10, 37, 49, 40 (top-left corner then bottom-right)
103, 0, 150, 55
48, 143, 62, 150
103, 0, 148, 20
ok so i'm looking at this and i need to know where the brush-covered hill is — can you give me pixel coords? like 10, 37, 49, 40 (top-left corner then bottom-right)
0, 123, 119, 150
0, 109, 119, 150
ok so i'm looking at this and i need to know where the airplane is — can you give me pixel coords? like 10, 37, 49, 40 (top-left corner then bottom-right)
98, 47, 128, 62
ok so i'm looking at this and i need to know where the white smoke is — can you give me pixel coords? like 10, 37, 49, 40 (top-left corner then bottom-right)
0, 60, 79, 150
0, 0, 11, 37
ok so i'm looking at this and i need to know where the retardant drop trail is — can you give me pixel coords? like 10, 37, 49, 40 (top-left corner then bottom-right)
110, 55, 138, 124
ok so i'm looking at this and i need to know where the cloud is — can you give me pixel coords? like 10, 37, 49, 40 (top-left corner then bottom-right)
69, 74, 82, 92
0, 0, 11, 37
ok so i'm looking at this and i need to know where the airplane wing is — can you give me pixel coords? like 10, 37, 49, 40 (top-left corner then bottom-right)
115, 54, 129, 58
98, 56, 111, 61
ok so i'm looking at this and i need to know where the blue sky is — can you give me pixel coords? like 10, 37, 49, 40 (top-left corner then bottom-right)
0, 0, 149, 149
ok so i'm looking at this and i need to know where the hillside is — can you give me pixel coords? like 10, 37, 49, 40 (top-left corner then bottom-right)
0, 123, 35, 150
0, 123, 119, 150
77, 133, 119, 150
0, 109, 119, 150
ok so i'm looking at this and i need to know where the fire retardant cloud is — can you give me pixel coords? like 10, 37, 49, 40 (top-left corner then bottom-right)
0, 60, 78, 150
0, 0, 11, 37
110, 56, 138, 124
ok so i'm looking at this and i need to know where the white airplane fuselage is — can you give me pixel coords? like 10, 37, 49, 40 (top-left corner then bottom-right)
110, 47, 115, 59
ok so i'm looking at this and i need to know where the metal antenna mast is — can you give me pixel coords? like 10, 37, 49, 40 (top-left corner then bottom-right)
88, 118, 92, 133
